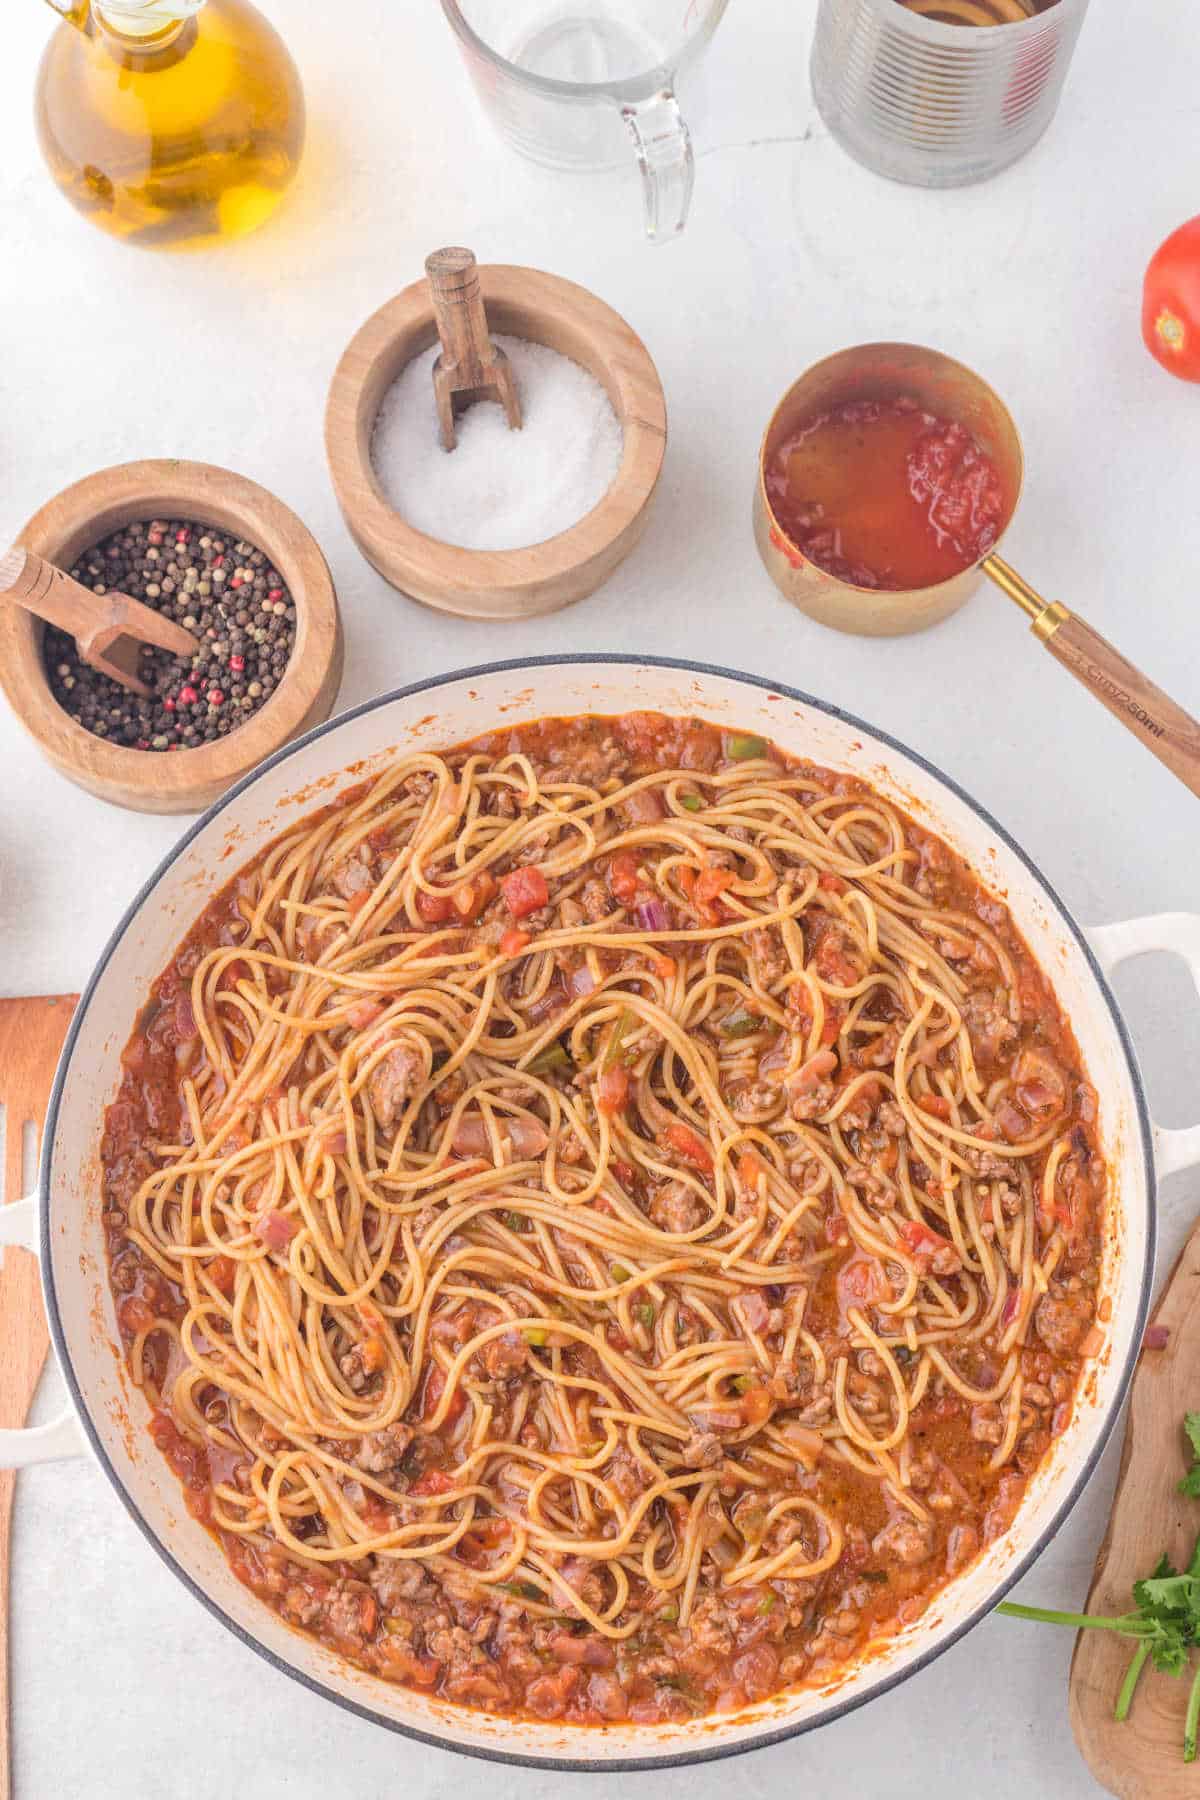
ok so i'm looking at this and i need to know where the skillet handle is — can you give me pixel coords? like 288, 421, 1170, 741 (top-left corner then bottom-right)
0, 1196, 87, 1468
1087, 914, 1200, 1179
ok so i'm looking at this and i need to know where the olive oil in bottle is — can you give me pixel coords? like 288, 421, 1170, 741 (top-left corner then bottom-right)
35, 0, 305, 249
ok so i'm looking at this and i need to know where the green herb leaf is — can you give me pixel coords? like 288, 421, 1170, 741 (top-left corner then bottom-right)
528, 1041, 571, 1074
719, 1007, 761, 1040
756, 1590, 777, 1615
1184, 1413, 1200, 1463
636, 1302, 656, 1329
503, 1210, 529, 1233
658, 1603, 679, 1623
610, 1263, 632, 1283
679, 793, 703, 813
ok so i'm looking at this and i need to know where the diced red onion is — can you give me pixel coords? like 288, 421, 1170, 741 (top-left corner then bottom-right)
254, 1210, 297, 1252
174, 994, 197, 1040
1001, 1286, 1021, 1326
570, 966, 596, 998
634, 900, 672, 932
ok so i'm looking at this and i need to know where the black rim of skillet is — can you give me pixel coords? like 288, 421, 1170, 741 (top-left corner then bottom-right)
39, 653, 1157, 1773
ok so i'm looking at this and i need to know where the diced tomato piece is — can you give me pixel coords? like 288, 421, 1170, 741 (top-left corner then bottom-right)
896, 1217, 960, 1274
597, 1067, 630, 1116
119, 1295, 158, 1335
416, 889, 455, 924
421, 1364, 467, 1424
612, 1159, 637, 1191
647, 952, 675, 979
347, 996, 385, 1029
818, 872, 847, 893
208, 1255, 237, 1297
837, 1254, 888, 1311
738, 1152, 766, 1192
501, 866, 549, 918
368, 825, 393, 852
662, 1122, 714, 1172
608, 852, 640, 906
347, 889, 373, 917
254, 1210, 297, 1252
693, 864, 734, 924
739, 1386, 774, 1428
376, 1644, 441, 1686
453, 872, 498, 923
499, 927, 533, 957
917, 1093, 951, 1120
409, 1467, 455, 1496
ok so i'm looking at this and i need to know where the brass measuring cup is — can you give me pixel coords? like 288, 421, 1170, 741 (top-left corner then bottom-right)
754, 342, 1200, 800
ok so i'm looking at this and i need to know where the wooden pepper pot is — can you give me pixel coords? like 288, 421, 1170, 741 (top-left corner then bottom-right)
0, 461, 342, 815
325, 264, 668, 620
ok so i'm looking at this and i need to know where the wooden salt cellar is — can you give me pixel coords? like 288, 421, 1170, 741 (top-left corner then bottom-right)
325, 261, 667, 620
425, 247, 522, 451
0, 460, 343, 815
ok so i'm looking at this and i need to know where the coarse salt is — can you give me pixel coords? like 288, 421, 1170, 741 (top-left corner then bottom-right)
371, 335, 624, 552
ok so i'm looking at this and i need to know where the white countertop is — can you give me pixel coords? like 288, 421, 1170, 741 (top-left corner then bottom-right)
4, 1, 1200, 1793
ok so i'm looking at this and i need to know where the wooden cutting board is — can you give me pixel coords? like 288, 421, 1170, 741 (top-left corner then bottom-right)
0, 996, 76, 1800
1069, 1213, 1200, 1797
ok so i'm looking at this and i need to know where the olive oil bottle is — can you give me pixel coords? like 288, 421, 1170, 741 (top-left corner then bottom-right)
36, 0, 305, 249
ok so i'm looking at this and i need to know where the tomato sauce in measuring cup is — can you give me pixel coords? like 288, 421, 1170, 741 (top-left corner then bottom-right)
765, 398, 1008, 590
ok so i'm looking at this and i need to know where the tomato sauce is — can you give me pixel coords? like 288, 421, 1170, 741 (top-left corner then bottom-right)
765, 398, 1009, 590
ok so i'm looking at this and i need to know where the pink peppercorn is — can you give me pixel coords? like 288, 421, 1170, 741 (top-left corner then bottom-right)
209, 689, 225, 706
147, 530, 163, 546
267, 588, 283, 601
230, 654, 245, 672
230, 577, 243, 589
176, 528, 190, 543
178, 685, 198, 705
164, 696, 176, 711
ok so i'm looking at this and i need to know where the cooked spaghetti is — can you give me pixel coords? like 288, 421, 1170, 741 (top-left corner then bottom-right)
101, 712, 1105, 1724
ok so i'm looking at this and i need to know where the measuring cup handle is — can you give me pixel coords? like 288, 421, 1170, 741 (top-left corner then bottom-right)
621, 89, 694, 242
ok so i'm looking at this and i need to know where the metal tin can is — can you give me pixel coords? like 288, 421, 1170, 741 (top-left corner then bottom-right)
810, 0, 1091, 187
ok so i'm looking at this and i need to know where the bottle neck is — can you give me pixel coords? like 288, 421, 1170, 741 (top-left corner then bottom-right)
91, 1, 204, 48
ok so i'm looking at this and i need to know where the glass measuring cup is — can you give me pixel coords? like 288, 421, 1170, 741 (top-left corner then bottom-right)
440, 0, 731, 242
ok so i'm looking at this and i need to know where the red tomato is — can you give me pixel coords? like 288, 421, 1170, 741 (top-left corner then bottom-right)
453, 872, 498, 922
896, 1217, 960, 1274
662, 1122, 713, 1172
499, 927, 532, 957
409, 1468, 455, 1496
421, 1364, 467, 1424
416, 889, 455, 924
597, 1066, 630, 1116
208, 1255, 237, 1297
1143, 216, 1200, 381
607, 852, 640, 906
501, 866, 549, 918
693, 865, 734, 923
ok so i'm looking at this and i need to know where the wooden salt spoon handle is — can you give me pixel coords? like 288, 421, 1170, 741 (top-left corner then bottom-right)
1068, 1215, 1200, 1797
424, 246, 523, 452
983, 554, 1200, 801
0, 545, 199, 699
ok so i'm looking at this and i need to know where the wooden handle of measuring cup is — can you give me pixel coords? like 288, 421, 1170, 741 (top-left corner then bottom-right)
1038, 609, 1200, 799
983, 553, 1200, 800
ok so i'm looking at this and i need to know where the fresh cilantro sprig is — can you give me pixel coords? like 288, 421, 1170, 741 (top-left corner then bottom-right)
997, 1412, 1200, 1762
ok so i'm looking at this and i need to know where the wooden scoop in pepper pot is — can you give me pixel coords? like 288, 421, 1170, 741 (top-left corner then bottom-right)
0, 545, 198, 696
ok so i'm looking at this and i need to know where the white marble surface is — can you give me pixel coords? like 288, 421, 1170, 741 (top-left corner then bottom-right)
3, 1, 1200, 1794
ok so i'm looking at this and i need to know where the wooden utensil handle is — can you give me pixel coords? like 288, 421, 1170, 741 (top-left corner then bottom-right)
425, 247, 501, 384
1040, 608, 1200, 800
